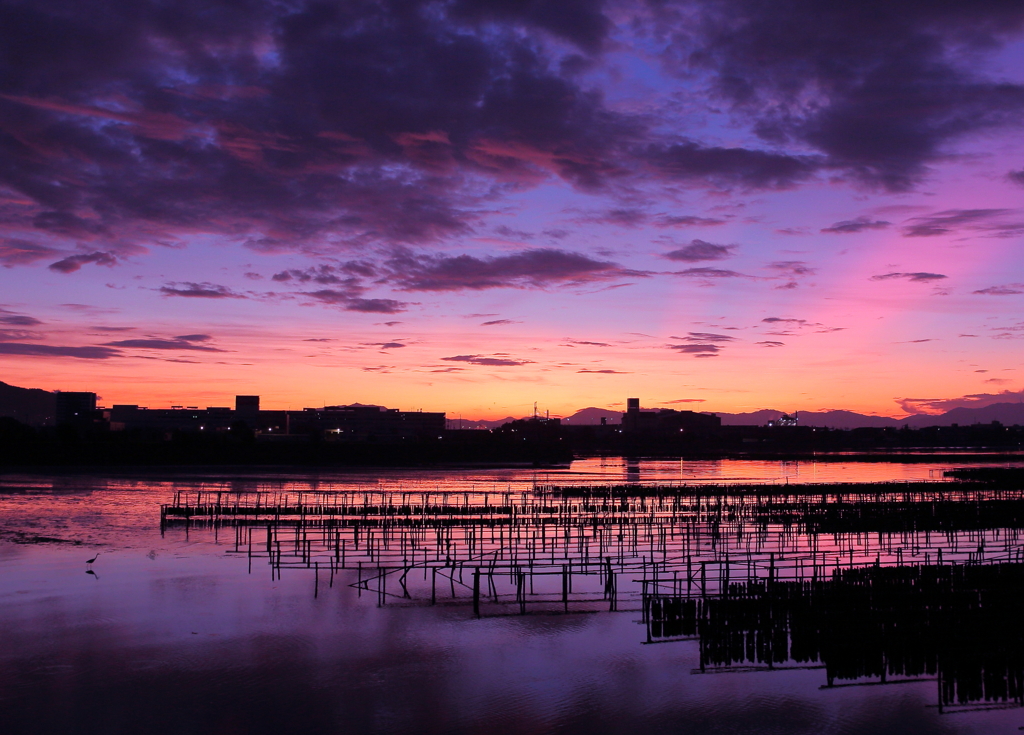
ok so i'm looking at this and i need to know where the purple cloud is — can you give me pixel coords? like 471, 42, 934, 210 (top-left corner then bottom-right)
48, 251, 117, 273
385, 248, 637, 291
871, 272, 947, 283
974, 284, 1024, 295
642, 141, 820, 189
0, 308, 42, 326
668, 343, 721, 356
821, 217, 890, 234
663, 240, 736, 263
0, 239, 60, 266
441, 354, 532, 366
0, 342, 119, 359
103, 334, 224, 352
901, 209, 1024, 238
655, 215, 728, 228
160, 282, 244, 298
671, 267, 745, 278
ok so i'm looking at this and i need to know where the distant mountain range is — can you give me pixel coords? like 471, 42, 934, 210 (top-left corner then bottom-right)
3, 379, 1024, 430
477, 403, 1024, 430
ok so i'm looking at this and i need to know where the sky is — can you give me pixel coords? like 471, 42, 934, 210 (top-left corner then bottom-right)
2, 0, 1024, 419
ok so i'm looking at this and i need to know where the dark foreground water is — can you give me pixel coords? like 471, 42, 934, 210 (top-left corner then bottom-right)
2, 459, 1023, 734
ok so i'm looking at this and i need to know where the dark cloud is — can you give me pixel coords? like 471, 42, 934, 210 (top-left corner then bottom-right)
347, 298, 406, 314
762, 317, 806, 325
768, 261, 815, 277
655, 215, 728, 228
448, 0, 611, 53
901, 209, 1024, 237
307, 290, 408, 314
821, 217, 890, 234
757, 340, 785, 346
493, 225, 534, 240
0, 239, 60, 266
871, 272, 947, 283
385, 248, 637, 291
0, 342, 119, 359
0, 0, 635, 256
641, 141, 819, 189
974, 284, 1024, 295
663, 239, 736, 262
48, 251, 117, 273
0, 308, 42, 326
589, 208, 648, 227
34, 210, 108, 237
1009, 170, 1024, 186
565, 339, 611, 347
668, 331, 737, 357
363, 342, 406, 350
481, 319, 519, 326
0, 0, 1022, 273
441, 354, 532, 366
272, 263, 375, 284
667, 343, 720, 356
663, 398, 706, 404
675, 332, 737, 343
677, 0, 1024, 190
671, 267, 744, 278
103, 335, 224, 352
160, 282, 244, 298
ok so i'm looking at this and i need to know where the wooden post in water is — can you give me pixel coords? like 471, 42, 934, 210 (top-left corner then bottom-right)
473, 568, 481, 617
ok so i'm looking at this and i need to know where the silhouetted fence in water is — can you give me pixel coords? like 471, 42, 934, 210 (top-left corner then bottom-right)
157, 483, 1024, 715
160, 485, 1024, 615
646, 563, 1024, 713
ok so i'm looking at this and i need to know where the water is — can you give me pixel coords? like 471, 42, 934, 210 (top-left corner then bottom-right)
2, 459, 1024, 734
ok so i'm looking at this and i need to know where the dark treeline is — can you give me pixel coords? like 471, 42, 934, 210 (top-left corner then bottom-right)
649, 563, 1024, 707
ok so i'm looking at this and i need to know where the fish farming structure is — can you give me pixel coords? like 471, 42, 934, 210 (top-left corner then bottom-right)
646, 562, 1024, 714
159, 480, 1024, 713
160, 482, 1024, 608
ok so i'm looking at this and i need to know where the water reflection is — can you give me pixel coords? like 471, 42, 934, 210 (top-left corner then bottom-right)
159, 484, 1024, 720
5, 466, 1024, 734
647, 564, 1024, 713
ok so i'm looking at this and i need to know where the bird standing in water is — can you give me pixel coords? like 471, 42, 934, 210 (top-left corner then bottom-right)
86, 552, 100, 565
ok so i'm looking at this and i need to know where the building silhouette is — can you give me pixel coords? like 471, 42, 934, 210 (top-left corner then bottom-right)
55, 391, 97, 426
621, 397, 721, 433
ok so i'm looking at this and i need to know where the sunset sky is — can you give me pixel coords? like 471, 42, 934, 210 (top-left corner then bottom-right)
2, 0, 1024, 419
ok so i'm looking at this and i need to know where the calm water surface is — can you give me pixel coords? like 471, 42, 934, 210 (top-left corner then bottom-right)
2, 459, 1022, 734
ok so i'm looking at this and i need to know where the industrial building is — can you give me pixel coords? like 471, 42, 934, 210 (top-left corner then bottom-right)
621, 397, 721, 433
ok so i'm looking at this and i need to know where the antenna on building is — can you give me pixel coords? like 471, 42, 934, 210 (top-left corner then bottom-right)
533, 401, 538, 419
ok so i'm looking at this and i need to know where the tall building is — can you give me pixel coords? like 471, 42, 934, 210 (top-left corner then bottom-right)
235, 395, 260, 417
55, 392, 97, 425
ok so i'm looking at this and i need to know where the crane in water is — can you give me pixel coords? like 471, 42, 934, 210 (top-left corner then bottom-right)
86, 552, 100, 565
